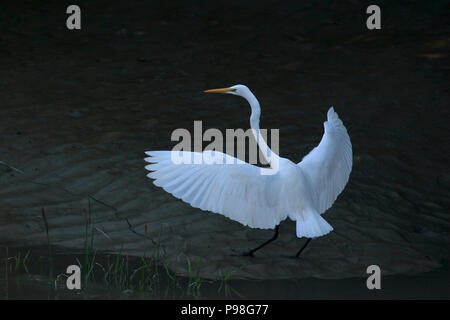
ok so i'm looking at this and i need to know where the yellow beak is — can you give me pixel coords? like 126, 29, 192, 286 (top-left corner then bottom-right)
204, 87, 234, 94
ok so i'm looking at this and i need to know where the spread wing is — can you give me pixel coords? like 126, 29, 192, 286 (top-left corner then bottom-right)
144, 150, 287, 229
298, 107, 352, 214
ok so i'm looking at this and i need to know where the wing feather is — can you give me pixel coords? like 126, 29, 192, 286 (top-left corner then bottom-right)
144, 150, 286, 229
297, 107, 352, 214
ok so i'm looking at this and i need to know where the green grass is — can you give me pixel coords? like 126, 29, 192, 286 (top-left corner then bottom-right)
1, 242, 246, 299
0, 189, 243, 299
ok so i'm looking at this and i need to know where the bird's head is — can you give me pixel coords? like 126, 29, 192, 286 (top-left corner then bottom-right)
204, 84, 250, 98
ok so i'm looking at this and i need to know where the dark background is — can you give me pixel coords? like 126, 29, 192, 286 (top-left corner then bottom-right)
0, 0, 449, 299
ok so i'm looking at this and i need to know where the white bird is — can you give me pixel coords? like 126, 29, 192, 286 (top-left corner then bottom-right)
144, 85, 352, 257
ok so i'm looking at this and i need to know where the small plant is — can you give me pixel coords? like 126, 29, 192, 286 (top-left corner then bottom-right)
218, 267, 245, 299
186, 257, 202, 299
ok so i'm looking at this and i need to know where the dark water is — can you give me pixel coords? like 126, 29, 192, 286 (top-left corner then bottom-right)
2, 246, 449, 299
0, 0, 449, 298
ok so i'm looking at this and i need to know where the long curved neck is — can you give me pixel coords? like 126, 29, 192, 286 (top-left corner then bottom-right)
243, 90, 280, 167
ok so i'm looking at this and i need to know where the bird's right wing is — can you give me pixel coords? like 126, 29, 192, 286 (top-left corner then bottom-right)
144, 150, 286, 229
297, 107, 352, 214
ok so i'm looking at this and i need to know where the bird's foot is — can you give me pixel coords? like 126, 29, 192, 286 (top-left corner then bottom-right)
242, 251, 255, 257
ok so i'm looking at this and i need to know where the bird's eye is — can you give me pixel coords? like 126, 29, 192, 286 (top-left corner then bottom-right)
229, 88, 237, 92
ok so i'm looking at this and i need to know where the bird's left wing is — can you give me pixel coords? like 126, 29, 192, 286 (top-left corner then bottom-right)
144, 150, 286, 229
297, 107, 352, 214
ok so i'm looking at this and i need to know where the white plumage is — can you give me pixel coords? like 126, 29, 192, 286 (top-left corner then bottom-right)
145, 85, 352, 241
298, 107, 353, 215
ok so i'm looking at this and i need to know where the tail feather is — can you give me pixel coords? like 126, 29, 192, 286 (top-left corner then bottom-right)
296, 212, 333, 238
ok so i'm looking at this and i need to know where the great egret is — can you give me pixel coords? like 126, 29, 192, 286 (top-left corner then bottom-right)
145, 85, 352, 257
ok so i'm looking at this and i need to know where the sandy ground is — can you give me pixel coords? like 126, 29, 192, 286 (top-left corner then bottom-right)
0, 0, 449, 289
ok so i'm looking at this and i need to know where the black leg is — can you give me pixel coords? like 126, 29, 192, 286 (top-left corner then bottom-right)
244, 225, 279, 256
295, 238, 312, 258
